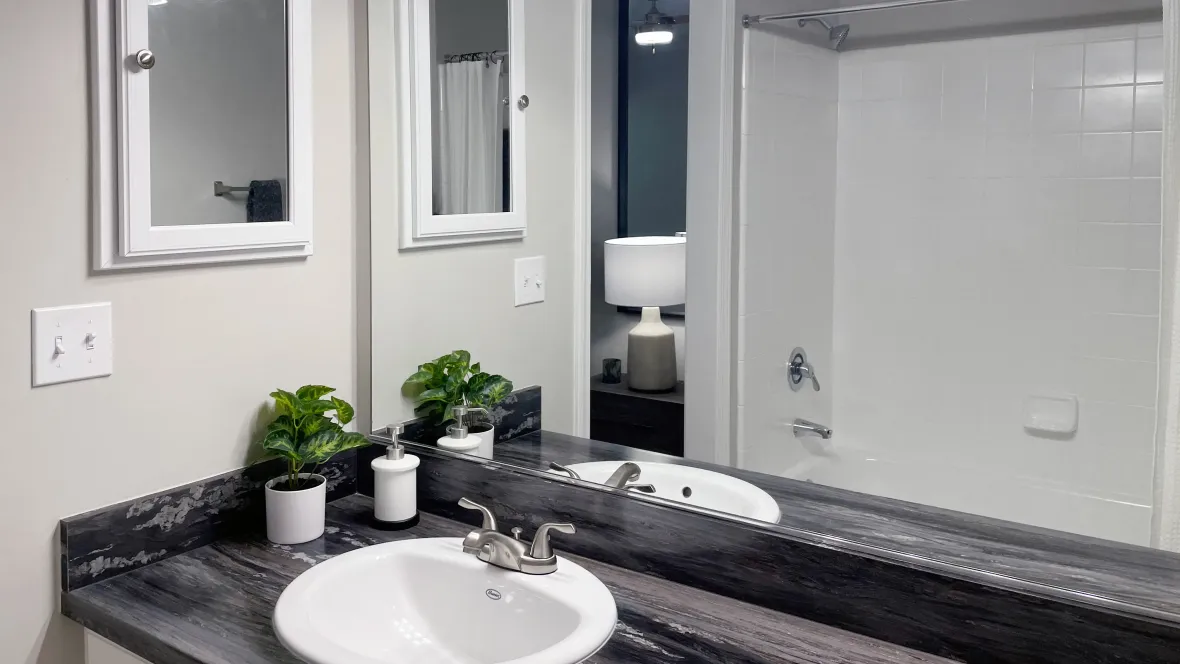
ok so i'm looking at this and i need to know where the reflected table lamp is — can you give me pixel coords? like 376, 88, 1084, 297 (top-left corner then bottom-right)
604, 236, 686, 393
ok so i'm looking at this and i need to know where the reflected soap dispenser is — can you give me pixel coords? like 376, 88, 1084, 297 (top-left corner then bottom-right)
437, 405, 491, 460
371, 424, 420, 530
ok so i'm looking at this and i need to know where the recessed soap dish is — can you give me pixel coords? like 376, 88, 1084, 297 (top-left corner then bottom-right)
1023, 395, 1078, 436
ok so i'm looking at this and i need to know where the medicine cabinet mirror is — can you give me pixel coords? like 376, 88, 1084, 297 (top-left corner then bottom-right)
91, 0, 313, 269
378, 0, 528, 249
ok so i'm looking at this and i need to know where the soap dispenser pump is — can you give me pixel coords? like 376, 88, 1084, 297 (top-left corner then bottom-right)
371, 423, 420, 530
437, 405, 491, 459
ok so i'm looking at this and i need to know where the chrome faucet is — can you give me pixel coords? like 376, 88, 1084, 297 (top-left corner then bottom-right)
603, 462, 657, 494
457, 498, 576, 575
792, 418, 833, 440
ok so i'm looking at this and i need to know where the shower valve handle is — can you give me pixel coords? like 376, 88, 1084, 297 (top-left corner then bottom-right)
797, 363, 820, 391
787, 348, 820, 392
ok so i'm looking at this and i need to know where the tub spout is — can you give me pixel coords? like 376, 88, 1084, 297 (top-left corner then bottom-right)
793, 418, 832, 440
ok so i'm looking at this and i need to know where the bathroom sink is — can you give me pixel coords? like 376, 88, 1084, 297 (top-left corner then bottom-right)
558, 461, 781, 523
273, 537, 617, 664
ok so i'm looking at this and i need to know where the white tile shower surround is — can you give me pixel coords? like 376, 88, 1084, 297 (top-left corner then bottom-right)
738, 23, 1163, 545
738, 30, 839, 480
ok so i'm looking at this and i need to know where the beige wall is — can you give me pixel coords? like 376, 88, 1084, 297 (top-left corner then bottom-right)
0, 3, 359, 663
368, 0, 579, 433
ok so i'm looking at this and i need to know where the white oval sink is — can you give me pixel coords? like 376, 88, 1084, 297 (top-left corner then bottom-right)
559, 461, 781, 523
274, 537, 617, 664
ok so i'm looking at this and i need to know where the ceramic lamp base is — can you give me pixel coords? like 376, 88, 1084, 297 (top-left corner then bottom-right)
626, 306, 677, 393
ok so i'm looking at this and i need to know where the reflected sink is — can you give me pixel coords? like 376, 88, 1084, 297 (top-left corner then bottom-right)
274, 537, 617, 664
558, 461, 781, 523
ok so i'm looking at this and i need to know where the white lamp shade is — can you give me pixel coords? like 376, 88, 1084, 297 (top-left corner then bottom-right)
635, 28, 674, 46
604, 236, 686, 307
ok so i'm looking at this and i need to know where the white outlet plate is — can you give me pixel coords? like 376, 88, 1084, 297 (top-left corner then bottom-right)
514, 256, 546, 306
31, 303, 113, 387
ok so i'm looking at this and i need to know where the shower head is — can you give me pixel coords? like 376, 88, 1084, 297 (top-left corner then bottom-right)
829, 23, 851, 50
797, 17, 851, 51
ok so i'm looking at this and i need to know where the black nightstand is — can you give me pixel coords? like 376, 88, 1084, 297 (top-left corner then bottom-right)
589, 373, 685, 456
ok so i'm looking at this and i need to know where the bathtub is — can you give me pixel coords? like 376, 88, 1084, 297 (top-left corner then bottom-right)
780, 450, 1153, 546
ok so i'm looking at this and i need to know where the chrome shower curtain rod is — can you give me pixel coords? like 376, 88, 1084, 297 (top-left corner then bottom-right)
743, 0, 970, 27
442, 49, 508, 63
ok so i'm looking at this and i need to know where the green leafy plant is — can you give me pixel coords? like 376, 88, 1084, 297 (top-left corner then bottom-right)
402, 351, 513, 425
260, 385, 370, 490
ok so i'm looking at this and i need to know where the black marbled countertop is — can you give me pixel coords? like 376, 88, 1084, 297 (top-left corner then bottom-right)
64, 494, 956, 664
494, 431, 1180, 621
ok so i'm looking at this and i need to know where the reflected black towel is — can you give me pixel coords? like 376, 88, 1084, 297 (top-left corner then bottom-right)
247, 180, 284, 222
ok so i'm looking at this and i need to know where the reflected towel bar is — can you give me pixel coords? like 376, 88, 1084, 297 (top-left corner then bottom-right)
213, 181, 250, 197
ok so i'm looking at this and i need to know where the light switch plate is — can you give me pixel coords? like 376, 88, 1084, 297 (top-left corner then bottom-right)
514, 256, 546, 306
31, 303, 113, 387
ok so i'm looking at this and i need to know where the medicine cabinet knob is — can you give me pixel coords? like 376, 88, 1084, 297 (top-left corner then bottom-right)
517, 94, 530, 110
135, 49, 156, 70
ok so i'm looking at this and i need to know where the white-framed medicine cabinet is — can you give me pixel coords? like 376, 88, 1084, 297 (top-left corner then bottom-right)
90, 0, 313, 270
371, 0, 529, 249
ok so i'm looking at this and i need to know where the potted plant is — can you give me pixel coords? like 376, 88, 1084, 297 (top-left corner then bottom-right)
259, 385, 369, 544
403, 351, 513, 456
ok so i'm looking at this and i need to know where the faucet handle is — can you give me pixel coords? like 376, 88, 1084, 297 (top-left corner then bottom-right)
458, 497, 498, 531
529, 523, 576, 559
549, 462, 582, 480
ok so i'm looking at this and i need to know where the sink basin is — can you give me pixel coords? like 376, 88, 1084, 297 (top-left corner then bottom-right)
274, 537, 617, 664
558, 461, 781, 523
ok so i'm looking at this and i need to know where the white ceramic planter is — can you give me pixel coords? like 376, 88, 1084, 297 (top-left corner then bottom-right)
470, 424, 495, 459
265, 473, 327, 544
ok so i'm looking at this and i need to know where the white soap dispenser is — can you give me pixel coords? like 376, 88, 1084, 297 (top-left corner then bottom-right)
371, 424, 420, 530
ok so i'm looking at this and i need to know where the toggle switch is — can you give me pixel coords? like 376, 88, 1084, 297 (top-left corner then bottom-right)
514, 256, 546, 306
32, 303, 113, 387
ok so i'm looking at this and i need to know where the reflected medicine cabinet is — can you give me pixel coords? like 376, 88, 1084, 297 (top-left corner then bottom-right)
382, 0, 529, 248
90, 0, 313, 270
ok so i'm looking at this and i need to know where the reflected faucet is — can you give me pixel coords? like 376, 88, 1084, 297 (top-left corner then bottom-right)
604, 462, 657, 494
792, 418, 833, 440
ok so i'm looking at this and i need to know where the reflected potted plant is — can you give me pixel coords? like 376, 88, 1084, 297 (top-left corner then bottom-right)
402, 351, 513, 454
258, 385, 369, 544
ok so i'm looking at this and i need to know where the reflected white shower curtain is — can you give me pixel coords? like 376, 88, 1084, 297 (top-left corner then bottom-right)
435, 59, 504, 215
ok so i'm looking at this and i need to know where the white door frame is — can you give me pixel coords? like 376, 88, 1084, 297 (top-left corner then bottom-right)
683, 0, 740, 464
1154, 0, 1180, 551
572, 0, 593, 437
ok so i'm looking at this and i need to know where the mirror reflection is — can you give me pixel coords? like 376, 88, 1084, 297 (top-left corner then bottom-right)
148, 0, 289, 226
431, 0, 512, 215
371, 0, 1173, 625
577, 0, 1165, 549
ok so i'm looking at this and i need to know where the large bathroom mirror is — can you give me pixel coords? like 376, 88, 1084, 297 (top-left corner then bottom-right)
393, 0, 528, 249
369, 0, 1179, 630
91, 0, 312, 269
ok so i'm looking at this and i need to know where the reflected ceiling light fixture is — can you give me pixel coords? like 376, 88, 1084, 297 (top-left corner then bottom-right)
634, 0, 684, 51
147, 0, 168, 5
